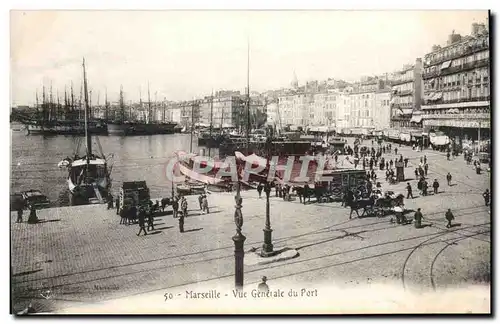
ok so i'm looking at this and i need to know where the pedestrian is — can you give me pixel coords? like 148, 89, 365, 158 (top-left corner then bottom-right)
389, 159, 393, 168
16, 206, 23, 223
445, 209, 455, 228
137, 207, 148, 236
296, 186, 303, 204
385, 161, 389, 170
414, 208, 424, 229
404, 158, 409, 168
202, 195, 209, 214
178, 210, 185, 233
422, 180, 428, 196
446, 172, 452, 186
424, 163, 429, 176
420, 157, 423, 164
414, 168, 419, 179
258, 276, 269, 292
483, 189, 490, 206
406, 182, 414, 199
395, 147, 398, 155
27, 205, 38, 224
107, 194, 114, 209
432, 179, 439, 194
147, 207, 155, 231
172, 197, 179, 218
181, 196, 188, 217
424, 155, 427, 164
116, 196, 120, 215
257, 183, 263, 198
447, 151, 451, 160
198, 194, 203, 210
303, 184, 309, 205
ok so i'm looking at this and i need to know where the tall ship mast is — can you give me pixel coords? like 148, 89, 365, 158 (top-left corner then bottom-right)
60, 58, 112, 206
107, 82, 177, 136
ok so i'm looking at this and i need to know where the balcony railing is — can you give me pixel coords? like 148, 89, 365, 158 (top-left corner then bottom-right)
423, 96, 490, 106
394, 89, 413, 96
391, 78, 413, 86
424, 40, 489, 67
391, 102, 413, 109
422, 112, 490, 120
423, 58, 490, 80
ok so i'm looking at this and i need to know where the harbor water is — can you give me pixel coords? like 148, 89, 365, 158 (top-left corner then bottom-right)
10, 127, 217, 206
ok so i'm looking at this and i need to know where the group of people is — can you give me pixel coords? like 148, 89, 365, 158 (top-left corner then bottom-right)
113, 194, 190, 235
197, 194, 210, 214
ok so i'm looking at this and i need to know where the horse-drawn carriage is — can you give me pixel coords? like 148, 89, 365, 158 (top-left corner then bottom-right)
348, 190, 404, 218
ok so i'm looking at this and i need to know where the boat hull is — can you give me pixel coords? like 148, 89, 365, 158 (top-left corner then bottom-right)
67, 177, 110, 206
108, 122, 177, 136
27, 123, 107, 135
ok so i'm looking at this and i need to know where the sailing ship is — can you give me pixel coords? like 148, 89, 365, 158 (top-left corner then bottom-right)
107, 83, 177, 135
20, 82, 108, 135
60, 59, 112, 205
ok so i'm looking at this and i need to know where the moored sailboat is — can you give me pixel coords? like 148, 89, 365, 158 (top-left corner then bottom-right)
61, 59, 112, 205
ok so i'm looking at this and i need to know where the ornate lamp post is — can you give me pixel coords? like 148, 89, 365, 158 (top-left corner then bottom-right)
261, 133, 274, 256
232, 167, 246, 289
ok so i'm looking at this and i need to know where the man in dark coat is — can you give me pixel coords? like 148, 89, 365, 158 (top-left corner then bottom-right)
422, 180, 428, 196
424, 163, 429, 176
483, 189, 490, 207
414, 168, 419, 179
423, 155, 427, 164
296, 186, 303, 204
107, 194, 114, 209
404, 158, 409, 168
137, 207, 148, 236
147, 207, 155, 231
406, 183, 414, 199
446, 172, 452, 186
394, 147, 398, 155
414, 208, 424, 229
172, 197, 179, 218
116, 197, 120, 215
303, 184, 309, 204
433, 179, 440, 194
445, 209, 455, 228
198, 194, 204, 210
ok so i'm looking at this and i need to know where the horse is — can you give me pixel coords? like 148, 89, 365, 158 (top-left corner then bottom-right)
348, 196, 376, 219
161, 198, 171, 212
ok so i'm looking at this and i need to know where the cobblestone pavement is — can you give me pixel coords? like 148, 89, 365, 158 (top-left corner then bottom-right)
10, 141, 490, 313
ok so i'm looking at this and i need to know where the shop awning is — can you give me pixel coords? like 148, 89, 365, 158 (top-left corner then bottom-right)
441, 60, 452, 70
424, 92, 435, 100
410, 115, 423, 123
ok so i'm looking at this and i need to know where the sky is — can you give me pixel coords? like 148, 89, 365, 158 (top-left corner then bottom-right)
10, 10, 488, 106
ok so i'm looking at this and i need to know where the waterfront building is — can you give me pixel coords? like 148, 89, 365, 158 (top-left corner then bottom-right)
198, 91, 246, 129
421, 22, 490, 145
374, 90, 392, 131
390, 59, 424, 129
179, 100, 201, 128
347, 77, 390, 132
